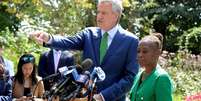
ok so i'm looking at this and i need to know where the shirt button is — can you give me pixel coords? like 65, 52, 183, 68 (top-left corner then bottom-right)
141, 97, 143, 100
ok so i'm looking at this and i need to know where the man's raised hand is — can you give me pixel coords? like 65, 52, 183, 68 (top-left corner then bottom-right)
29, 31, 50, 45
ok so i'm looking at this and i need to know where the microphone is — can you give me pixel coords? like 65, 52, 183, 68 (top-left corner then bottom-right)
60, 58, 93, 75
42, 58, 93, 81
42, 73, 60, 81
81, 58, 93, 71
82, 67, 106, 98
41, 65, 73, 81
75, 71, 90, 85
51, 77, 71, 96
64, 58, 93, 80
47, 59, 93, 97
90, 67, 106, 81
60, 71, 91, 100
49, 68, 78, 96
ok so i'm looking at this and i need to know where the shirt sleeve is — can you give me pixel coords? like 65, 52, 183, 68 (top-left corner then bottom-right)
155, 74, 173, 101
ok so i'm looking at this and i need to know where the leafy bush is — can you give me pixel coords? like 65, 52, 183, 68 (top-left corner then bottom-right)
178, 27, 201, 55
159, 50, 201, 100
0, 28, 47, 72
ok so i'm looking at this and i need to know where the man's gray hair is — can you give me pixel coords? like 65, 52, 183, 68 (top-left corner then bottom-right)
98, 0, 123, 15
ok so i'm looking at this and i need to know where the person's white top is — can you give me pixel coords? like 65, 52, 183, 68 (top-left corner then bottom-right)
53, 49, 61, 73
4, 58, 14, 77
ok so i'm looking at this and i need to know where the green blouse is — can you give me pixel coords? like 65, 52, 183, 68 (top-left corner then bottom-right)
130, 64, 173, 101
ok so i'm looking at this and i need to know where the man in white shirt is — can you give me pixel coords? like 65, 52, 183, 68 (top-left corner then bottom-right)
38, 48, 75, 90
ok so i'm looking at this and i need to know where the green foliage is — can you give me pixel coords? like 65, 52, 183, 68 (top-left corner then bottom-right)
19, 0, 97, 35
178, 27, 201, 54
0, 1, 201, 99
0, 28, 47, 72
1, 0, 201, 54
160, 50, 201, 100
0, 2, 20, 32
127, 0, 201, 53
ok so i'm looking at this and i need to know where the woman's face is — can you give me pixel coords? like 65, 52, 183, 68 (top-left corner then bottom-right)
137, 41, 160, 68
22, 63, 33, 79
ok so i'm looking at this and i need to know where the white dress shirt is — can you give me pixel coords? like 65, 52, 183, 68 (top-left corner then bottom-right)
53, 49, 61, 73
101, 24, 119, 48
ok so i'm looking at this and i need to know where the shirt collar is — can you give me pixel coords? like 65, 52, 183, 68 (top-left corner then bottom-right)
101, 24, 119, 39
53, 49, 61, 54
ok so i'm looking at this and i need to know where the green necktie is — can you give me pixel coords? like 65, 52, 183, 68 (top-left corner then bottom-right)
100, 32, 108, 63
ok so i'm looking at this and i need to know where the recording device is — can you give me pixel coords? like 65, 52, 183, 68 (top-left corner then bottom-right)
79, 66, 106, 100
75, 71, 90, 85
90, 67, 106, 81
43, 68, 78, 99
51, 65, 92, 96
42, 58, 93, 81
43, 58, 93, 100
59, 71, 91, 101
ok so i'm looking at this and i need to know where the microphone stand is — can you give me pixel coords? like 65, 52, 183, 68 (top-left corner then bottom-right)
49, 77, 70, 101
43, 77, 69, 101
52, 77, 70, 95
61, 85, 82, 101
43, 82, 60, 101
88, 78, 97, 101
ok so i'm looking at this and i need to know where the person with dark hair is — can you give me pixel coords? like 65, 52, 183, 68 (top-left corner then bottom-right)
30, 0, 139, 100
130, 33, 173, 101
0, 64, 12, 101
38, 49, 74, 91
12, 54, 44, 100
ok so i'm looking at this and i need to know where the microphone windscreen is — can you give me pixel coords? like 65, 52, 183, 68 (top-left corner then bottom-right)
75, 65, 83, 73
81, 58, 93, 70
84, 71, 90, 76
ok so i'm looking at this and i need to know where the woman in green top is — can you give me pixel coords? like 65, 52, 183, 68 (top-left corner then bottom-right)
130, 33, 173, 101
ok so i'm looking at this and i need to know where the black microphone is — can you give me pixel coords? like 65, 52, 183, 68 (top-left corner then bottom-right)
51, 77, 71, 96
41, 65, 73, 81
60, 71, 91, 100
48, 59, 93, 97
75, 71, 90, 86
49, 68, 78, 96
42, 73, 59, 81
60, 58, 93, 75
42, 58, 92, 81
81, 58, 93, 71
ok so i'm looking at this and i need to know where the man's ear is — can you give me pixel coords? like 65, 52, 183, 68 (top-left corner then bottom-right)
156, 49, 162, 57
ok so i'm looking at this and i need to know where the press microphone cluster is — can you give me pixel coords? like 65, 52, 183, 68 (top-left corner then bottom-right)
42, 58, 106, 101
42, 58, 92, 81
42, 58, 93, 100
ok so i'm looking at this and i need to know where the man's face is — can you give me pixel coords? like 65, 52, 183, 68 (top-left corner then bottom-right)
96, 2, 119, 31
